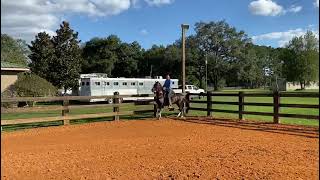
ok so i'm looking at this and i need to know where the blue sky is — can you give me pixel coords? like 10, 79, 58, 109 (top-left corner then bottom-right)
2, 0, 319, 49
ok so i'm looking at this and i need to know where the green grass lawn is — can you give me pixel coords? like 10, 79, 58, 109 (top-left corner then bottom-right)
1, 90, 319, 131
190, 95, 319, 126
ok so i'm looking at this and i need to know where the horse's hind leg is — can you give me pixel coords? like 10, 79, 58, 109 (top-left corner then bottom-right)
177, 111, 181, 117
179, 102, 187, 118
177, 105, 183, 118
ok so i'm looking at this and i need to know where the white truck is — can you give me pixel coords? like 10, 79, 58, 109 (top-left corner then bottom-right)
173, 85, 205, 99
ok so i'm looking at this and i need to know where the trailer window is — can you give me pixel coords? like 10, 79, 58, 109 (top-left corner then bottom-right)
81, 82, 85, 86
86, 82, 90, 86
139, 82, 143, 86
172, 81, 175, 84
123, 82, 127, 86
95, 82, 100, 86
107, 82, 110, 86
131, 82, 136, 86
114, 82, 119, 86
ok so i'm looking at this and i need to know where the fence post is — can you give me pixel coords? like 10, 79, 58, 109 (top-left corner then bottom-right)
239, 91, 244, 121
153, 96, 157, 118
113, 92, 120, 121
62, 99, 70, 125
207, 91, 212, 117
273, 91, 280, 124
185, 92, 190, 116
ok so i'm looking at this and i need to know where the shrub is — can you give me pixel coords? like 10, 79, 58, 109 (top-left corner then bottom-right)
14, 72, 58, 97
1, 72, 58, 108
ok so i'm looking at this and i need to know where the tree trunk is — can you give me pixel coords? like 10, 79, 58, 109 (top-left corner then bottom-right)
213, 84, 218, 91
300, 81, 304, 90
213, 77, 219, 91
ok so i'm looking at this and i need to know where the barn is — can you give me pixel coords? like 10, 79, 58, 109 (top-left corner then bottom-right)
271, 78, 319, 91
1, 62, 30, 93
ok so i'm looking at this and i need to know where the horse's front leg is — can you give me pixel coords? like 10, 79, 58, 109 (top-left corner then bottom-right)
156, 108, 160, 119
156, 107, 163, 120
159, 108, 162, 119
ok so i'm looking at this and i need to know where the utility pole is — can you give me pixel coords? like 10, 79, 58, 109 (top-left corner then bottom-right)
181, 24, 189, 94
149, 65, 153, 77
205, 54, 208, 92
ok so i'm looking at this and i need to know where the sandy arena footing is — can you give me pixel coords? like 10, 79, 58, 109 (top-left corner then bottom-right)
1, 118, 319, 180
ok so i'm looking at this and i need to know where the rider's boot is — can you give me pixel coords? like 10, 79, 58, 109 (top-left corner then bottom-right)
168, 99, 174, 111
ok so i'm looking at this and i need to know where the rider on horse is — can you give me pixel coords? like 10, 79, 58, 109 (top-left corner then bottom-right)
163, 74, 173, 109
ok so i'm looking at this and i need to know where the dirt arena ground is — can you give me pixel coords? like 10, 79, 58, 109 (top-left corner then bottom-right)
1, 118, 319, 180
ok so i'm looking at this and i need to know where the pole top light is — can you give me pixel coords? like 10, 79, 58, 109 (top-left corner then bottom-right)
181, 24, 189, 30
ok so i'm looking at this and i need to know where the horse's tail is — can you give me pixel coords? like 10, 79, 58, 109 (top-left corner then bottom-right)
184, 95, 190, 114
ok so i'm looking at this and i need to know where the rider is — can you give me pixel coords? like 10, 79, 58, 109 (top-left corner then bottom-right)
163, 74, 173, 109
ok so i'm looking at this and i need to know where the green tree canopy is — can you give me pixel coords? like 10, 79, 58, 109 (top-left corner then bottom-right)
112, 41, 143, 77
51, 21, 82, 91
281, 31, 319, 89
1, 34, 28, 66
28, 32, 55, 79
81, 35, 121, 76
194, 20, 251, 90
29, 21, 82, 92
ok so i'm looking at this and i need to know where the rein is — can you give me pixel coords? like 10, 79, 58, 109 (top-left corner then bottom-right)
153, 82, 164, 99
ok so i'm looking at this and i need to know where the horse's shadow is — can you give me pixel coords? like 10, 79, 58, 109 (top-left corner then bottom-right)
173, 117, 319, 138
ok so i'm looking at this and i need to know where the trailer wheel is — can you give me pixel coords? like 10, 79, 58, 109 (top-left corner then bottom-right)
107, 98, 113, 104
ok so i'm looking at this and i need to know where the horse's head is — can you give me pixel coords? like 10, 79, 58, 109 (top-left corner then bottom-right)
152, 81, 164, 98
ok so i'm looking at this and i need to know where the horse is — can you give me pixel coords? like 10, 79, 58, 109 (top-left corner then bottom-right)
152, 81, 190, 119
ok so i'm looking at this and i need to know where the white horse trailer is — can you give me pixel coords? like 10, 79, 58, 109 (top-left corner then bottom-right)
75, 74, 179, 103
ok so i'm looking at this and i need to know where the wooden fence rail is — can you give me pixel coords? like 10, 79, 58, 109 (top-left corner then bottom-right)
1, 91, 319, 129
188, 91, 319, 123
1, 92, 156, 126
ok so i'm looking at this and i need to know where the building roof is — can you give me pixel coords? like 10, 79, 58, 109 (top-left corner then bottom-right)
1, 62, 29, 71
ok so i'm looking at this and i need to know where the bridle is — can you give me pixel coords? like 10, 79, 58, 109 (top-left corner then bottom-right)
152, 82, 164, 99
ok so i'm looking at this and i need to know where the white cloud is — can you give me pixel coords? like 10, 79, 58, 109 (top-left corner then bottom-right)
252, 28, 319, 47
1, 0, 176, 42
287, 5, 302, 13
248, 0, 303, 16
315, 0, 319, 8
144, 0, 174, 7
140, 29, 149, 35
0, 0, 136, 42
249, 0, 284, 16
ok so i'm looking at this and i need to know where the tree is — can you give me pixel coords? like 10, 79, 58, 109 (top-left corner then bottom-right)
28, 32, 55, 80
112, 41, 143, 77
238, 44, 264, 88
29, 21, 82, 92
81, 35, 121, 76
282, 31, 319, 89
1, 34, 28, 66
17, 39, 31, 63
194, 20, 250, 90
184, 36, 205, 88
51, 21, 82, 92
140, 45, 167, 77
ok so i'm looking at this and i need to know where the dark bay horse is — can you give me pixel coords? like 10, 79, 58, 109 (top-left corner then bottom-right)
152, 81, 190, 119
